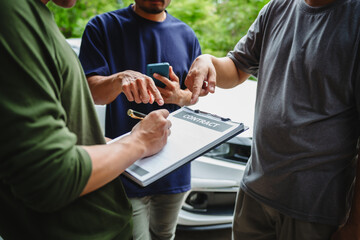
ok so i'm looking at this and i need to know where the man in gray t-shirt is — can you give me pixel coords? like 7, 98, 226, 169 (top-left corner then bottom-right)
184, 0, 360, 239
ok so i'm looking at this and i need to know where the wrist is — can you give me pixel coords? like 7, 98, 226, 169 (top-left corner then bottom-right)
177, 89, 192, 106
115, 134, 147, 160
114, 72, 125, 92
131, 134, 148, 159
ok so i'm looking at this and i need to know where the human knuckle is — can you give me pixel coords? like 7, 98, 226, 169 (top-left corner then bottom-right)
130, 80, 138, 87
135, 77, 145, 84
122, 84, 130, 90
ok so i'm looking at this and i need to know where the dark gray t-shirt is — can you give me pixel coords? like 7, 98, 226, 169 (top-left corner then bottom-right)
228, 0, 360, 225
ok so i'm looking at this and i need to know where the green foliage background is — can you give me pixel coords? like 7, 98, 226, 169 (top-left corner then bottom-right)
48, 0, 270, 57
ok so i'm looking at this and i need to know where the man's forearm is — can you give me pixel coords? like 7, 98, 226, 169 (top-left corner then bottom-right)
88, 71, 164, 106
79, 109, 170, 196
80, 134, 145, 196
87, 74, 121, 105
211, 56, 250, 89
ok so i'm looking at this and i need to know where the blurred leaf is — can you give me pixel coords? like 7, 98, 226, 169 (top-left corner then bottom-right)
48, 0, 270, 56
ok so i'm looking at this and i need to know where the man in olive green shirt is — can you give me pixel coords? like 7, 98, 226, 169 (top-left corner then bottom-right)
0, 0, 170, 239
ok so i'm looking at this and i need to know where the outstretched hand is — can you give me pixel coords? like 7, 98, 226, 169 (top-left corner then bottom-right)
120, 70, 164, 106
184, 54, 216, 104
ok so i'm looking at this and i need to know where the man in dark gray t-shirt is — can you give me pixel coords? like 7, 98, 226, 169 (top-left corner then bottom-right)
184, 0, 360, 239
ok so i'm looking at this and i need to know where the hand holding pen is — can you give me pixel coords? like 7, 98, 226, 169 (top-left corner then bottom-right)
128, 109, 171, 157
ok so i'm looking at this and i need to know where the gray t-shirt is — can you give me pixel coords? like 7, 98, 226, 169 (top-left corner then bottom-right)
228, 0, 360, 225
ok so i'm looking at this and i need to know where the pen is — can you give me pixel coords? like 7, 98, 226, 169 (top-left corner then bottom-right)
127, 109, 147, 120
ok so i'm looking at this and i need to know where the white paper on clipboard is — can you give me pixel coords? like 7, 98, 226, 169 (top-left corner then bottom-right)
108, 107, 247, 187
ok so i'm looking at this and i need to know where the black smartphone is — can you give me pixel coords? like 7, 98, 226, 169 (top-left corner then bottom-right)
146, 62, 170, 88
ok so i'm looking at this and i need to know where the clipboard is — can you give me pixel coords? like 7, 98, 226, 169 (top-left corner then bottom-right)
110, 107, 247, 187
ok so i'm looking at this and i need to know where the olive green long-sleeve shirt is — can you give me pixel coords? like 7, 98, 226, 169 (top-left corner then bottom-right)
0, 1, 132, 239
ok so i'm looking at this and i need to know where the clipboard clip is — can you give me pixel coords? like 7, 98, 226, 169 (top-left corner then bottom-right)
194, 109, 231, 121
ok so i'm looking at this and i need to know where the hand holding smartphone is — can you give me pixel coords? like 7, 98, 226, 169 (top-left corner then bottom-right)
146, 62, 170, 88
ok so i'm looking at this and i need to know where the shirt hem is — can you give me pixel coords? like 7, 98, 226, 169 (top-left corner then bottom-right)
125, 185, 191, 198
240, 182, 341, 226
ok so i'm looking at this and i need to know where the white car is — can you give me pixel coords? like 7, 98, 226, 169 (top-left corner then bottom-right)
67, 38, 257, 230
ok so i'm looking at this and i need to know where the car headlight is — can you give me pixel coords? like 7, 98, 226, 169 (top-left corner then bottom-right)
204, 143, 230, 158
183, 191, 237, 215
204, 136, 251, 164
186, 192, 208, 210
